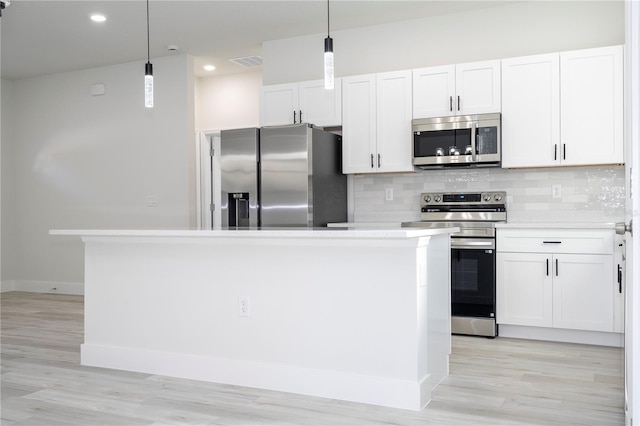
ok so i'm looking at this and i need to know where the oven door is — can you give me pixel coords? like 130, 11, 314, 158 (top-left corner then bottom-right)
451, 238, 496, 319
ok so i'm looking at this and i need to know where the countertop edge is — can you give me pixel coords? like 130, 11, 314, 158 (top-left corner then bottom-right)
49, 227, 460, 239
495, 222, 617, 230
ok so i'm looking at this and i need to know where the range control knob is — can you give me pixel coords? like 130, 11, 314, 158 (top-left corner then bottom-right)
434, 195, 442, 202
483, 194, 492, 202
424, 195, 431, 203
494, 193, 503, 202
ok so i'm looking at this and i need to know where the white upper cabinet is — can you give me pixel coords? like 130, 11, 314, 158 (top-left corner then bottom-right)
501, 53, 560, 168
501, 45, 623, 168
412, 65, 455, 118
412, 60, 501, 119
260, 79, 342, 127
260, 83, 299, 126
342, 70, 413, 174
560, 45, 623, 166
376, 71, 414, 173
342, 74, 377, 174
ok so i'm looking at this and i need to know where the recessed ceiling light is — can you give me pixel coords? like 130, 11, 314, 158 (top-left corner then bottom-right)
203, 65, 216, 72
90, 14, 107, 23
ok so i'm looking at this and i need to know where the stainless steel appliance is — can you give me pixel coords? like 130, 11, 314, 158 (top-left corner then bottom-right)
412, 113, 501, 169
403, 191, 507, 337
220, 124, 347, 228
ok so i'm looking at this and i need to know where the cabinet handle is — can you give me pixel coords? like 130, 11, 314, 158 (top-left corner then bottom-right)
293, 110, 297, 124
449, 96, 453, 112
457, 95, 461, 111
299, 110, 303, 123
618, 264, 623, 293
546, 259, 549, 276
378, 153, 381, 168
543, 241, 562, 244
371, 154, 374, 168
563, 143, 566, 160
555, 258, 559, 276
554, 144, 558, 161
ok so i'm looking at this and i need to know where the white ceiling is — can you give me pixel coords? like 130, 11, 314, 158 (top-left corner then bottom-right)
1, 0, 513, 81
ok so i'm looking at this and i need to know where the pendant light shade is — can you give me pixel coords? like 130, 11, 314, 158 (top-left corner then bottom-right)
145, 62, 154, 108
144, 0, 154, 108
324, 0, 334, 90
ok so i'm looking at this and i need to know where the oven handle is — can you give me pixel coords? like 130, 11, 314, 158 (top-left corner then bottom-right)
451, 238, 495, 250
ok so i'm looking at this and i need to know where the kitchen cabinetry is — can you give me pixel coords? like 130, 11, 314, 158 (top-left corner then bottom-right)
501, 45, 623, 168
342, 70, 413, 174
497, 229, 615, 333
412, 60, 501, 119
260, 79, 342, 127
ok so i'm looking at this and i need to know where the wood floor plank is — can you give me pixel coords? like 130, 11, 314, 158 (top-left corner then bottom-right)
1, 291, 625, 425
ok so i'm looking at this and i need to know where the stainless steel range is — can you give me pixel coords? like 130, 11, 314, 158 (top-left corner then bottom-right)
403, 191, 507, 337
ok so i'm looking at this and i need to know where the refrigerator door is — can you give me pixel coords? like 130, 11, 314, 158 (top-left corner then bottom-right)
220, 128, 259, 229
260, 124, 312, 227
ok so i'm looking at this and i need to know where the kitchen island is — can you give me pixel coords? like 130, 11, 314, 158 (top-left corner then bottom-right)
49, 227, 456, 411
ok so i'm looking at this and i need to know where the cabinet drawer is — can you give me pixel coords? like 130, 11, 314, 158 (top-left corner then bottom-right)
497, 229, 613, 255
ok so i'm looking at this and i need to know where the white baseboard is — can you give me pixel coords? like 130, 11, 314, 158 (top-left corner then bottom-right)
499, 324, 623, 347
1, 280, 84, 295
81, 343, 431, 411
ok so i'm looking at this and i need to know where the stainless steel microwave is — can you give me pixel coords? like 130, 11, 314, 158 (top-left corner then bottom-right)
412, 113, 501, 168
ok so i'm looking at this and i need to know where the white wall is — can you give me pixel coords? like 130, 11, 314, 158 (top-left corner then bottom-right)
263, 1, 624, 84
196, 70, 261, 132
1, 78, 11, 287
1, 54, 195, 290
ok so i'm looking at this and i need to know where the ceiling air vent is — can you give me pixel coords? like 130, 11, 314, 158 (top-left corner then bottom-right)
229, 56, 263, 68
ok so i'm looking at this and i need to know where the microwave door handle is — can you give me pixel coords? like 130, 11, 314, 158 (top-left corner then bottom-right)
471, 122, 477, 162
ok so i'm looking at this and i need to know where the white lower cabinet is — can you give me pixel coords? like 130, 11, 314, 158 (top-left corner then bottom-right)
497, 229, 615, 333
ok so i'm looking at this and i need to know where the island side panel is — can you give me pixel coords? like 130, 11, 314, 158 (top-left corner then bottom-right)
80, 234, 442, 410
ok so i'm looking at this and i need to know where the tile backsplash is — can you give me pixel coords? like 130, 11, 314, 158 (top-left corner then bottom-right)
351, 165, 625, 224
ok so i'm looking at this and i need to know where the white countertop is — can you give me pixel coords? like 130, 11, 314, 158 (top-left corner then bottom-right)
495, 222, 617, 230
49, 227, 459, 239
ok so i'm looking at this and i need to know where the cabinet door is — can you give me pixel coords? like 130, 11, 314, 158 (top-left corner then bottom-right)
260, 83, 299, 126
497, 252, 553, 327
298, 79, 342, 127
376, 70, 414, 173
553, 254, 614, 332
501, 53, 560, 168
560, 45, 623, 166
455, 60, 501, 115
412, 65, 455, 119
342, 74, 377, 174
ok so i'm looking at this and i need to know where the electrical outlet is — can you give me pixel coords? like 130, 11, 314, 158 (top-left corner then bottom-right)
238, 296, 250, 317
385, 188, 393, 201
146, 195, 159, 207
552, 184, 562, 199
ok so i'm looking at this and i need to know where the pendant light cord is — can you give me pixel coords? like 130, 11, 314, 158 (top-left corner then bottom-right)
327, 0, 330, 37
146, 0, 150, 63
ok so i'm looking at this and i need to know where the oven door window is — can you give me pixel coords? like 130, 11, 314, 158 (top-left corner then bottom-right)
451, 247, 495, 317
414, 128, 471, 158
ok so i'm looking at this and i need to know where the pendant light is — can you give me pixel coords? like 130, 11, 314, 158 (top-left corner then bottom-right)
144, 0, 154, 108
324, 0, 334, 90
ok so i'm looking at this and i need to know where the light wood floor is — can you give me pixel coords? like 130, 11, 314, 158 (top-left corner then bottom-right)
1, 291, 624, 425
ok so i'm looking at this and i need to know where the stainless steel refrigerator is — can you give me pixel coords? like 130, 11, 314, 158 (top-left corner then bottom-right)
220, 124, 347, 228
